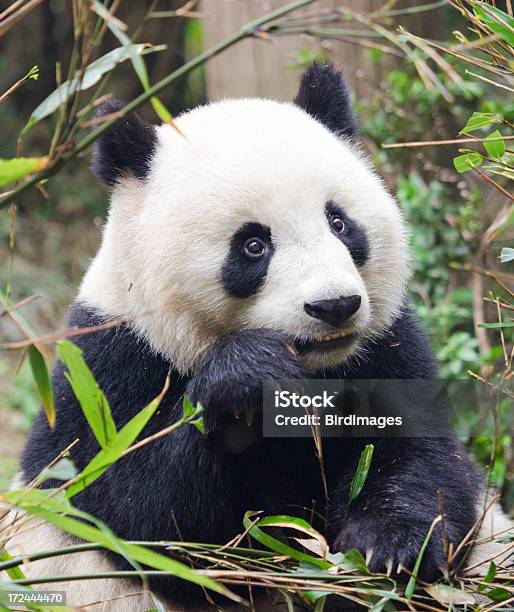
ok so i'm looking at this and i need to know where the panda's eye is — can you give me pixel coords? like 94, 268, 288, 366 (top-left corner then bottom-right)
329, 214, 345, 234
243, 237, 266, 259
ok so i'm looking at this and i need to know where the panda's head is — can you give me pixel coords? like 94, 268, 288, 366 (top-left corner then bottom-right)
81, 63, 409, 374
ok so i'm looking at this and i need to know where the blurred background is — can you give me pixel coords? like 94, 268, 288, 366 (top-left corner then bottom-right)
0, 1, 512, 512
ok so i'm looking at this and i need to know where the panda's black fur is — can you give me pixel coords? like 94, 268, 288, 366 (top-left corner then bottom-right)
294, 63, 357, 140
91, 98, 157, 186
21, 63, 482, 608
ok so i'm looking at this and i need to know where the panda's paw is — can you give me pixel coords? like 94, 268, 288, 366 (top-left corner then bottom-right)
333, 517, 445, 581
187, 328, 303, 433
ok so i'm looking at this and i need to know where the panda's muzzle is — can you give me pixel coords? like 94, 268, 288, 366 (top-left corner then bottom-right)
296, 295, 361, 355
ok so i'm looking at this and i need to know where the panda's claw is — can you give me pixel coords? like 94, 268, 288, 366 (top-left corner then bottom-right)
365, 548, 374, 566
333, 517, 448, 582
385, 558, 393, 576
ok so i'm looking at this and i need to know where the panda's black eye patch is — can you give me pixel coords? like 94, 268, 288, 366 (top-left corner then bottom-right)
326, 201, 369, 267
222, 223, 274, 299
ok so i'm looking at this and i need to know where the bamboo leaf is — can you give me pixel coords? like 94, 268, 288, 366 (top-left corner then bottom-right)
453, 152, 483, 173
150, 97, 174, 124
28, 345, 55, 429
483, 130, 505, 159
474, 2, 514, 46
405, 517, 442, 598
484, 586, 511, 603
348, 444, 374, 504
57, 340, 116, 450
460, 112, 498, 134
0, 157, 48, 187
477, 561, 497, 591
243, 512, 332, 570
368, 597, 389, 612
39, 458, 77, 483
0, 549, 28, 582
94, 1, 150, 89
496, 532, 514, 544
93, 0, 178, 129
183, 397, 205, 434
182, 395, 195, 419
425, 584, 475, 605
22, 44, 166, 134
341, 548, 370, 574
192, 416, 205, 435
257, 515, 329, 560
65, 376, 169, 498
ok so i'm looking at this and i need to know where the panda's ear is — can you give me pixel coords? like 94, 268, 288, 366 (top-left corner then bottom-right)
293, 62, 357, 140
91, 99, 157, 186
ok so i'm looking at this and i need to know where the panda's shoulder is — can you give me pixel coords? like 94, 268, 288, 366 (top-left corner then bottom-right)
56, 303, 161, 396
21, 301, 187, 480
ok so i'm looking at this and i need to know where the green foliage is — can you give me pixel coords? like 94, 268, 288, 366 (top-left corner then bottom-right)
64, 378, 166, 498
393, 174, 485, 378
405, 517, 441, 599
359, 60, 510, 386
289, 46, 329, 69
0, 358, 40, 430
436, 331, 481, 378
182, 395, 206, 434
359, 53, 512, 505
396, 175, 473, 301
92, 2, 172, 125
0, 157, 47, 188
453, 151, 483, 173
454, 113, 511, 177
57, 340, 116, 449
473, 1, 514, 46
461, 111, 499, 134
22, 44, 166, 134
348, 444, 374, 505
471, 397, 513, 488
243, 512, 331, 569
357, 64, 484, 171
27, 345, 54, 428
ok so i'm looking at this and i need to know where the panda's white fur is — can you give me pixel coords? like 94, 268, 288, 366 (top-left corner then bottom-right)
467, 499, 514, 573
79, 98, 409, 373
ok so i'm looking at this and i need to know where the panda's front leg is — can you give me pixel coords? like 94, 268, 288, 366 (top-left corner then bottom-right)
187, 328, 303, 436
330, 438, 480, 580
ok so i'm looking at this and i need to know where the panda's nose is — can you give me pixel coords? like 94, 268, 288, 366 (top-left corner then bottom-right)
304, 295, 361, 328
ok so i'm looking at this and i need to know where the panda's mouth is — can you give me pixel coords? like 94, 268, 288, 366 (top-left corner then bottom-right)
295, 329, 356, 354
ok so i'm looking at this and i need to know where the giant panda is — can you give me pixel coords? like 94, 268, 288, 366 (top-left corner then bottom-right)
4, 63, 512, 611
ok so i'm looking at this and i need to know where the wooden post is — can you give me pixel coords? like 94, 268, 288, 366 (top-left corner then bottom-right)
201, 0, 444, 101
